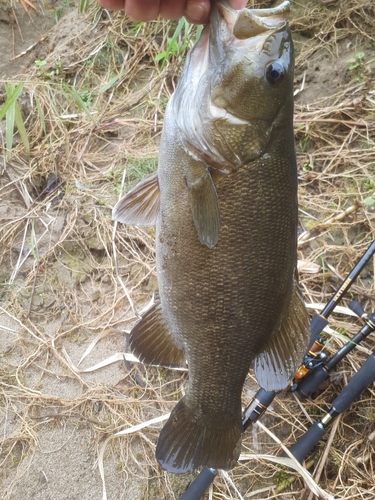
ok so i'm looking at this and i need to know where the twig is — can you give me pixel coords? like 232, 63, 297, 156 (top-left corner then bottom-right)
298, 204, 360, 244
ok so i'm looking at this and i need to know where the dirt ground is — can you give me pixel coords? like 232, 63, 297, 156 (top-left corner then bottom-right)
0, 1, 374, 499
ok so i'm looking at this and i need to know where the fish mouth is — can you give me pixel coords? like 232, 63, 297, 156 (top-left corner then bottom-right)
191, 1, 291, 85
212, 0, 290, 40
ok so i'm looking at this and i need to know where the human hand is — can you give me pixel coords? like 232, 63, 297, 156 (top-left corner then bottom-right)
96, 0, 249, 24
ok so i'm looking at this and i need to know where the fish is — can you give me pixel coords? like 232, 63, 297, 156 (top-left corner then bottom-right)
113, 0, 310, 474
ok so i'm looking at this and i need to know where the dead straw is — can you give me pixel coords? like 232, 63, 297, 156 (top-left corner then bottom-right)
0, 0, 374, 499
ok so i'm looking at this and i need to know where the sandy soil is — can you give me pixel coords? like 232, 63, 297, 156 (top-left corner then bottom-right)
0, 2, 57, 78
0, 4, 147, 499
1, 1, 374, 499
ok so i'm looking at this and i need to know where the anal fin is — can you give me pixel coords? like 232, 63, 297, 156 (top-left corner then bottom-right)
129, 301, 186, 368
113, 172, 160, 226
254, 277, 310, 391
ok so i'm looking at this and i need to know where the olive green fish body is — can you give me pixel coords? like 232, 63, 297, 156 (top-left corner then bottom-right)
154, 110, 300, 472
157, 111, 297, 395
113, 0, 310, 473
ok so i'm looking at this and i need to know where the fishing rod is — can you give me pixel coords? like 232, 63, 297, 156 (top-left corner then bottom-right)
244, 301, 375, 425
307, 238, 375, 347
179, 239, 375, 500
241, 239, 375, 429
290, 348, 375, 463
283, 299, 375, 461
296, 301, 375, 398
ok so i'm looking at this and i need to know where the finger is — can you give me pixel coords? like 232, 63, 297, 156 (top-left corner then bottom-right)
125, 0, 161, 22
96, 0, 125, 10
159, 0, 186, 20
184, 0, 210, 24
229, 0, 248, 9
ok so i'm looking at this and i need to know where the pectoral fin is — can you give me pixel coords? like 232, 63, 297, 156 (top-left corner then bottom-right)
186, 169, 221, 249
254, 278, 310, 391
112, 173, 160, 226
129, 302, 186, 368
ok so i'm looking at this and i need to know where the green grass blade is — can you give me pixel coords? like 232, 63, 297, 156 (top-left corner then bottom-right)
64, 85, 96, 124
195, 24, 203, 43
14, 101, 30, 157
99, 73, 122, 94
79, 0, 90, 13
0, 82, 23, 121
157, 17, 186, 68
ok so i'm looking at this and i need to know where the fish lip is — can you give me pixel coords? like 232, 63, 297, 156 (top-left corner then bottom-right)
212, 0, 291, 41
233, 11, 287, 40
252, 0, 290, 18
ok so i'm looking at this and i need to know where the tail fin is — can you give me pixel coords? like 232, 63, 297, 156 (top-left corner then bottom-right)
155, 397, 242, 473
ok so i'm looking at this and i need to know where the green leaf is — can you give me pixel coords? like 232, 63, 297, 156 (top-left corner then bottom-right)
64, 84, 96, 124
195, 25, 203, 43
155, 51, 168, 62
364, 197, 375, 206
99, 73, 122, 94
157, 17, 186, 68
79, 0, 90, 13
0, 82, 23, 121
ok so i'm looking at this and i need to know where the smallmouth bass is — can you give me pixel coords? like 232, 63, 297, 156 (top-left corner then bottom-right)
113, 0, 309, 473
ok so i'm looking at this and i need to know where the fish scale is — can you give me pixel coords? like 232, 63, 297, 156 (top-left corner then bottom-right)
113, 0, 310, 473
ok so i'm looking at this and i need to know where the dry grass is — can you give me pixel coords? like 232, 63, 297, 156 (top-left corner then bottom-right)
0, 0, 375, 499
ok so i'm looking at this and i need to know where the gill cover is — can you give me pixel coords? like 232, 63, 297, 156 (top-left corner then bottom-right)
172, 0, 293, 247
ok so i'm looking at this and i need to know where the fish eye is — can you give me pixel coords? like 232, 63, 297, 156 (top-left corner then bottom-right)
265, 62, 285, 87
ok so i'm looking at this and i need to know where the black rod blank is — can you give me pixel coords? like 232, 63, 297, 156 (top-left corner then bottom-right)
179, 468, 218, 500
308, 239, 375, 346
289, 353, 375, 462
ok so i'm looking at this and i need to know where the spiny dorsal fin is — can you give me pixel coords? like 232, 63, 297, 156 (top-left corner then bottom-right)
129, 301, 186, 368
112, 173, 160, 226
254, 278, 310, 391
186, 169, 221, 249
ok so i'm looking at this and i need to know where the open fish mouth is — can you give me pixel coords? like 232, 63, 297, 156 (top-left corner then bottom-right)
213, 0, 290, 40
190, 1, 291, 87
